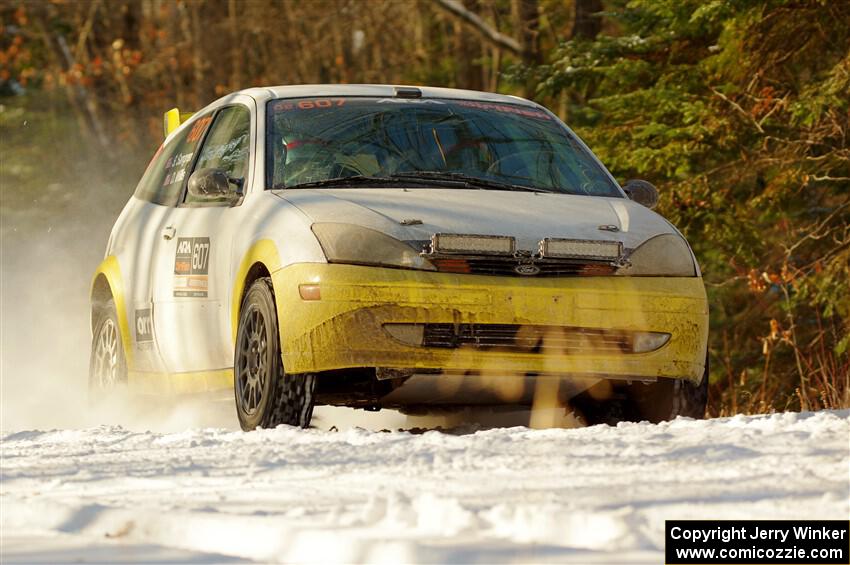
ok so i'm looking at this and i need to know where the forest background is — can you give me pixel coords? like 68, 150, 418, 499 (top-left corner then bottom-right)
1, 0, 848, 415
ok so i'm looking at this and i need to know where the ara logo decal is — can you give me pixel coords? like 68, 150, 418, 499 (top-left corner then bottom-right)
174, 237, 210, 298
135, 308, 154, 343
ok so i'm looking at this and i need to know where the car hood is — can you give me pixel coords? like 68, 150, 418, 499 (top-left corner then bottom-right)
273, 188, 677, 250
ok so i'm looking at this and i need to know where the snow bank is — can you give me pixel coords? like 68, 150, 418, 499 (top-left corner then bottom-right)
2, 411, 848, 563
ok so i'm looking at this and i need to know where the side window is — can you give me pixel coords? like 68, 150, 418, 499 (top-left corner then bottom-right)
192, 105, 250, 183
133, 115, 213, 206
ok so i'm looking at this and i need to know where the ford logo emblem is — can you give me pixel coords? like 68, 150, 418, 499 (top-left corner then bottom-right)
514, 264, 541, 276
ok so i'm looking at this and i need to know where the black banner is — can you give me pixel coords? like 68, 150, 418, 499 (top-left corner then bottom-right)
666, 520, 849, 564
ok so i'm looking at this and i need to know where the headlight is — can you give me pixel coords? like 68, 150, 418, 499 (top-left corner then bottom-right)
311, 223, 436, 271
619, 234, 696, 277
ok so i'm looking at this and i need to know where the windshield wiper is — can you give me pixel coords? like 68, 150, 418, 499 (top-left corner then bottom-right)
388, 171, 555, 193
278, 172, 555, 193
279, 174, 478, 190
278, 175, 398, 190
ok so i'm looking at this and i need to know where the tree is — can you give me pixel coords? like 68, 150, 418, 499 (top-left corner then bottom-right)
539, 0, 850, 412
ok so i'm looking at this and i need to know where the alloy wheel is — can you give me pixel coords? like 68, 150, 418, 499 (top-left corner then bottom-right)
236, 306, 269, 415
92, 318, 120, 389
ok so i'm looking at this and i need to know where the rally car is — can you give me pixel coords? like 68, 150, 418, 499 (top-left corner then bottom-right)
90, 84, 709, 430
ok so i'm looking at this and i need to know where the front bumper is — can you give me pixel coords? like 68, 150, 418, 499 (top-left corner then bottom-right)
272, 264, 709, 383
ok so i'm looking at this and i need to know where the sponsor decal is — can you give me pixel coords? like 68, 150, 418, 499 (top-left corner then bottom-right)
452, 100, 553, 120
135, 308, 153, 343
174, 237, 210, 298
375, 98, 446, 105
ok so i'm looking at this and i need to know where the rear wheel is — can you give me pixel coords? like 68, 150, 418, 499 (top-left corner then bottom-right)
234, 277, 316, 431
89, 298, 128, 394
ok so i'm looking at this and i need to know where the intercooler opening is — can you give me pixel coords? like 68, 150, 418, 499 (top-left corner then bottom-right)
383, 323, 670, 354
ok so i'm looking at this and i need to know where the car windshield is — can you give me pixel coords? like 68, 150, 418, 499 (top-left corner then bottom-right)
266, 97, 621, 196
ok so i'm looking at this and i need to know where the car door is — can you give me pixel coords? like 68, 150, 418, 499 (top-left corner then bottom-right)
150, 101, 254, 375
111, 120, 213, 375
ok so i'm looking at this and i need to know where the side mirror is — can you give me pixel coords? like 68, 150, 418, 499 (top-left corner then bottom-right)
622, 179, 659, 209
187, 168, 242, 202
188, 168, 230, 198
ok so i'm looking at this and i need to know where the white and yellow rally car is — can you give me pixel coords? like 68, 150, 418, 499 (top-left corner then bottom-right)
90, 85, 709, 430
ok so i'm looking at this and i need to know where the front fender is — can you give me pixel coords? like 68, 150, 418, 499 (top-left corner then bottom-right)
230, 239, 283, 343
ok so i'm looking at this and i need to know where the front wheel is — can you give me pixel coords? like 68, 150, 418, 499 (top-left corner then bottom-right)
234, 278, 316, 431
645, 354, 710, 422
575, 356, 709, 425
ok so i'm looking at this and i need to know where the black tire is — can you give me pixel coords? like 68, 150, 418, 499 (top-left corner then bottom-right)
89, 298, 128, 393
574, 356, 709, 425
234, 277, 316, 431
668, 361, 709, 420
628, 355, 709, 423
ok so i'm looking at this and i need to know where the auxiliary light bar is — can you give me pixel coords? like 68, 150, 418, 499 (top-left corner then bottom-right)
540, 238, 622, 261
431, 233, 516, 255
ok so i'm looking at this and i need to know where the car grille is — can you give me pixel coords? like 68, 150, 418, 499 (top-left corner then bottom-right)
429, 257, 618, 277
422, 323, 634, 354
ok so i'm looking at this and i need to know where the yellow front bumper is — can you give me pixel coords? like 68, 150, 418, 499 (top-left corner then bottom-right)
272, 264, 709, 383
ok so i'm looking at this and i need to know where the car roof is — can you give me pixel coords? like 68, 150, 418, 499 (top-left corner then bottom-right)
237, 84, 540, 108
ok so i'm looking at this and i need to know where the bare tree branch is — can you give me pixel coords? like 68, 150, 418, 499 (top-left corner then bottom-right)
711, 87, 765, 134
434, 0, 522, 56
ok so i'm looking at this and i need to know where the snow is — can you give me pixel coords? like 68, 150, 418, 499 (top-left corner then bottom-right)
1, 410, 848, 564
